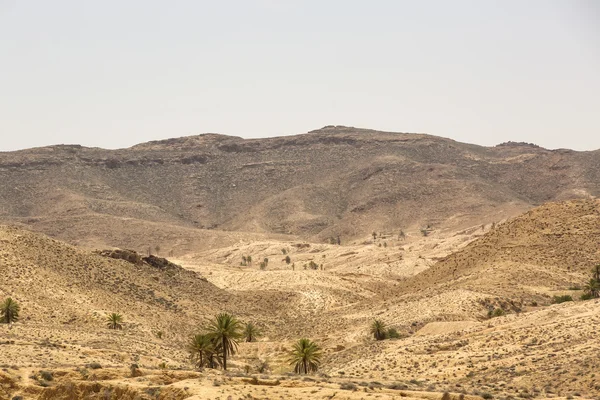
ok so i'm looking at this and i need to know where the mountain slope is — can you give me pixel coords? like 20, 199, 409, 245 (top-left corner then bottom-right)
403, 198, 600, 301
1, 126, 599, 251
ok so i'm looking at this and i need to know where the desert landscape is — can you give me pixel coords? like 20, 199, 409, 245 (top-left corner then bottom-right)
1, 127, 599, 399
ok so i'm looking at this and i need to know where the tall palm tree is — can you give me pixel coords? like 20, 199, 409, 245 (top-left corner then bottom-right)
106, 313, 123, 330
1, 298, 20, 324
243, 322, 261, 342
289, 338, 322, 374
370, 319, 387, 341
188, 334, 220, 369
206, 313, 241, 370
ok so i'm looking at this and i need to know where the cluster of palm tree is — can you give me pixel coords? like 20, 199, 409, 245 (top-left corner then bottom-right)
188, 313, 260, 370
1, 298, 19, 324
188, 313, 323, 374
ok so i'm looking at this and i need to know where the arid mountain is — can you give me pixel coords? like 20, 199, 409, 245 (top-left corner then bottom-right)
1, 126, 599, 251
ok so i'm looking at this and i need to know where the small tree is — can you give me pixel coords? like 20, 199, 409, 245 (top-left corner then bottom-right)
370, 320, 387, 341
1, 298, 20, 324
285, 255, 291, 264
263, 257, 269, 266
106, 313, 123, 330
282, 248, 287, 255
372, 231, 377, 240
243, 322, 261, 342
188, 334, 220, 369
289, 338, 322, 374
584, 278, 600, 299
154, 245, 160, 255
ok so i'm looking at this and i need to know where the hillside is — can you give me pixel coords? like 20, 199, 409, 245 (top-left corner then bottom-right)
1, 199, 600, 398
1, 126, 599, 251
0, 225, 300, 369
406, 198, 600, 300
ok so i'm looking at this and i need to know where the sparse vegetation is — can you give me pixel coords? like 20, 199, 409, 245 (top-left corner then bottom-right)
488, 308, 505, 318
130, 363, 141, 377
39, 370, 53, 381
552, 295, 573, 304
307, 260, 319, 270
106, 313, 123, 330
289, 338, 322, 374
387, 327, 401, 339
1, 297, 20, 324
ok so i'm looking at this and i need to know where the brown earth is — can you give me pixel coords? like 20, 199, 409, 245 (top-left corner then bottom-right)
1, 126, 599, 253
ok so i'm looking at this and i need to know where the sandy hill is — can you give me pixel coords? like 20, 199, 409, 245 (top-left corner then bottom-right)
0, 225, 302, 370
406, 199, 600, 301
1, 126, 599, 252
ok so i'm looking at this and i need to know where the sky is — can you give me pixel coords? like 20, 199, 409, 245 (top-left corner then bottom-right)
1, 0, 599, 151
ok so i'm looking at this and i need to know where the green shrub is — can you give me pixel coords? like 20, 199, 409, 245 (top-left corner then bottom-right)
40, 370, 53, 381
387, 328, 402, 339
580, 292, 594, 301
552, 295, 573, 304
340, 382, 357, 391
488, 308, 505, 318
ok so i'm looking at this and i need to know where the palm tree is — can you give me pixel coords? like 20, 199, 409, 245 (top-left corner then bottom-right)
106, 313, 123, 330
370, 320, 387, 341
289, 338, 322, 374
584, 278, 600, 298
1, 298, 20, 324
243, 322, 261, 342
188, 334, 219, 369
593, 264, 600, 282
206, 313, 241, 370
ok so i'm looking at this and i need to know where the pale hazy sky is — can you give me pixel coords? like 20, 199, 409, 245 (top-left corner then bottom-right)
1, 0, 599, 151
